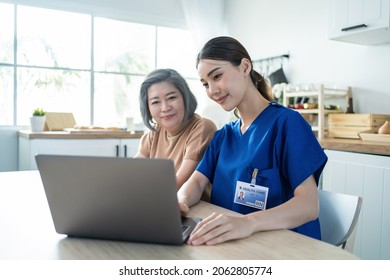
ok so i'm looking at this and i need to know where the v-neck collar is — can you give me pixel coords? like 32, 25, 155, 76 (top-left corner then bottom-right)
236, 102, 278, 136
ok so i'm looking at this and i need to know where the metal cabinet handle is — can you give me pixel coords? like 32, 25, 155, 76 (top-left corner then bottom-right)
116, 145, 119, 157
124, 145, 127, 158
341, 24, 367, 32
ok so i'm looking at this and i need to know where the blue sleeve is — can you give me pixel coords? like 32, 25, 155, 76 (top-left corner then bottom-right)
277, 111, 327, 189
196, 128, 224, 184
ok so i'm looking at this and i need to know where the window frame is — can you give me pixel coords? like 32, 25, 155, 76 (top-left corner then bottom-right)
0, 1, 200, 127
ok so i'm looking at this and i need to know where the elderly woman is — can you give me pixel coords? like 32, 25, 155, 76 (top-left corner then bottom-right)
135, 69, 217, 189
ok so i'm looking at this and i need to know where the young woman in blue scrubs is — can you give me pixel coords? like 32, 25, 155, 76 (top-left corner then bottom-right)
178, 36, 328, 246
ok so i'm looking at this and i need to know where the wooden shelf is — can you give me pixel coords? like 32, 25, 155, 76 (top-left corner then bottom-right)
283, 84, 351, 139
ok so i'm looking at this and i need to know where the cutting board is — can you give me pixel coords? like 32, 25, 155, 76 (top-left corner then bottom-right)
45, 112, 76, 131
359, 131, 390, 143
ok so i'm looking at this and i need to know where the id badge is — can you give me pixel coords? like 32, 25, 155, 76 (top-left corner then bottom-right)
234, 181, 269, 210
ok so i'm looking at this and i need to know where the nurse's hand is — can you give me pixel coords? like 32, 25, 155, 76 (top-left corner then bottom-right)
187, 212, 255, 245
179, 201, 190, 217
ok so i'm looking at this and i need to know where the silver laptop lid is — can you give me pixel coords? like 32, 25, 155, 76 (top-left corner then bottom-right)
35, 154, 194, 245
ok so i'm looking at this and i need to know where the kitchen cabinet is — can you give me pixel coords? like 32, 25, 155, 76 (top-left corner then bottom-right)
328, 0, 390, 45
19, 136, 140, 170
120, 138, 140, 158
283, 84, 351, 139
322, 149, 390, 259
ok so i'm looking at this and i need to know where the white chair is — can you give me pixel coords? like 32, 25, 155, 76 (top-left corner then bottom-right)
318, 189, 363, 249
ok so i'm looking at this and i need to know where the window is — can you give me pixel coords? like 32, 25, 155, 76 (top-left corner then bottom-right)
15, 6, 91, 125
0, 3, 200, 127
0, 3, 14, 124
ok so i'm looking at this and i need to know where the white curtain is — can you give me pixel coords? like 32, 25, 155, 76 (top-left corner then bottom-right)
180, 0, 228, 50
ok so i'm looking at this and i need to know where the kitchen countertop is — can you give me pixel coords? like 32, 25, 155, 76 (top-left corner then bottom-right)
319, 137, 390, 156
18, 131, 390, 156
18, 130, 144, 139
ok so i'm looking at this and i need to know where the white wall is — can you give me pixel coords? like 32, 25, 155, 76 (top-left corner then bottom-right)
226, 0, 390, 114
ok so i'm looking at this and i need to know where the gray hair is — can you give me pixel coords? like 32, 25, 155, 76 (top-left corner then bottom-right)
139, 69, 198, 131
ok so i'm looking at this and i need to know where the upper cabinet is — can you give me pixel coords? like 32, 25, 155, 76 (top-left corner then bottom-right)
329, 0, 390, 45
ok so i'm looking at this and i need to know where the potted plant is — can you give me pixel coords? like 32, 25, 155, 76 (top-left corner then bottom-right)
30, 108, 46, 132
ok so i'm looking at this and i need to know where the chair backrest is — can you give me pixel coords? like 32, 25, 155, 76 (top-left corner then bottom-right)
318, 189, 363, 249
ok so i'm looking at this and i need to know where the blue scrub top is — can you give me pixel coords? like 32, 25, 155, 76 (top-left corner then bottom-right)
196, 102, 328, 239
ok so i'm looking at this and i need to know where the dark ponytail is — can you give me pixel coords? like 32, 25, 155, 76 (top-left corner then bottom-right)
250, 69, 272, 101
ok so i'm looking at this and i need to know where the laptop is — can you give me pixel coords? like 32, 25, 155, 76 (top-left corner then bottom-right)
35, 154, 200, 245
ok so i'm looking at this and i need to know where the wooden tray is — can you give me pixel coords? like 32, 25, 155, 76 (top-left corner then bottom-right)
359, 131, 390, 143
45, 112, 76, 131
329, 113, 390, 127
328, 113, 390, 139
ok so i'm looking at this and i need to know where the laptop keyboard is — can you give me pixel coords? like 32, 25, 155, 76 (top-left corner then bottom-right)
181, 225, 190, 237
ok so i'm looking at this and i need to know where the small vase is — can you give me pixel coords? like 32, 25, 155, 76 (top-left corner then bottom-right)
30, 116, 46, 132
378, 121, 390, 134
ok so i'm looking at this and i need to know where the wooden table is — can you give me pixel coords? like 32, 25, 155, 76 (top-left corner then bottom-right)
0, 171, 358, 260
